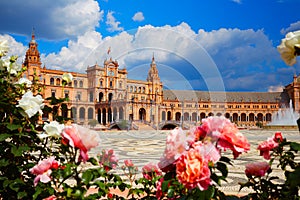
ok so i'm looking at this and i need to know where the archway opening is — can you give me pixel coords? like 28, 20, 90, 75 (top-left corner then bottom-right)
139, 108, 146, 121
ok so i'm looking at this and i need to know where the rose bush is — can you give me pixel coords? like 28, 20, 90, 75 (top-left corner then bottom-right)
240, 132, 300, 199
1, 29, 300, 200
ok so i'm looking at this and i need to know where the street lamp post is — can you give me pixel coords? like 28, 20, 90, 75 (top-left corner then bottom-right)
150, 99, 153, 123
131, 97, 134, 121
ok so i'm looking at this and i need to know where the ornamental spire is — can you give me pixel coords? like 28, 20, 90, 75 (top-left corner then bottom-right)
31, 27, 36, 43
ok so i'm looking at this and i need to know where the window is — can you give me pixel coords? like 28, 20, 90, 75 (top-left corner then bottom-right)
89, 92, 94, 102
79, 81, 83, 88
76, 93, 81, 101
56, 78, 60, 86
50, 78, 54, 85
74, 80, 78, 88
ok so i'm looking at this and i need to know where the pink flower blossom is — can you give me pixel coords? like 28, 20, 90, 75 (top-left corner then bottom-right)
176, 148, 212, 190
193, 126, 208, 141
43, 195, 57, 200
98, 149, 118, 172
142, 163, 162, 180
192, 141, 221, 163
217, 129, 250, 159
124, 159, 134, 167
245, 161, 270, 177
200, 116, 250, 159
257, 137, 279, 160
158, 127, 195, 170
62, 124, 100, 162
29, 157, 59, 186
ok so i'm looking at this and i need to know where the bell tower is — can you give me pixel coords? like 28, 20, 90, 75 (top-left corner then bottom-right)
147, 54, 160, 83
147, 54, 163, 104
23, 29, 42, 81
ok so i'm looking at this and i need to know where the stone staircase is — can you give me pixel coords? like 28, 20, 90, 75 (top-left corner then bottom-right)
133, 121, 155, 130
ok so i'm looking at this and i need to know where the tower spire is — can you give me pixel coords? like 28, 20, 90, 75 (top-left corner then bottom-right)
147, 54, 160, 82
31, 27, 35, 42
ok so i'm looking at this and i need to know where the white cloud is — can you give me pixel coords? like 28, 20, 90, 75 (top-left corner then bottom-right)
132, 12, 145, 22
53, 0, 102, 37
268, 85, 284, 92
27, 22, 285, 91
231, 0, 242, 4
42, 31, 103, 72
0, 34, 27, 62
280, 21, 300, 35
0, 0, 103, 40
106, 11, 124, 32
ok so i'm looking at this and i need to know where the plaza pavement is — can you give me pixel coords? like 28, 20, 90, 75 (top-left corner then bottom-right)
89, 129, 300, 196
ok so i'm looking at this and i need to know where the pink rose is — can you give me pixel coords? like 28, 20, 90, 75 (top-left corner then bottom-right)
192, 141, 221, 163
200, 116, 250, 159
29, 157, 59, 186
257, 137, 279, 160
142, 163, 162, 180
217, 129, 250, 159
245, 162, 270, 177
124, 159, 134, 167
193, 126, 208, 141
200, 116, 233, 140
62, 124, 100, 162
43, 195, 57, 200
176, 148, 211, 190
158, 127, 194, 170
98, 149, 118, 172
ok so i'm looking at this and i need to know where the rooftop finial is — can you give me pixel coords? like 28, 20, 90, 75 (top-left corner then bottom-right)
31, 27, 35, 42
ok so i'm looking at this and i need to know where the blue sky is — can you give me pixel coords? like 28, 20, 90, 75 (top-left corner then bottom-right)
0, 0, 300, 92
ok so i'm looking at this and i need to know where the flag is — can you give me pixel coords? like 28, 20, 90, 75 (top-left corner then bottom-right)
107, 47, 111, 55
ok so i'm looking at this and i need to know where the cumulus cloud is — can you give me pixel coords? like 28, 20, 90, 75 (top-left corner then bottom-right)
39, 22, 284, 91
132, 12, 145, 22
106, 11, 124, 32
0, 0, 103, 40
42, 31, 103, 72
0, 34, 27, 62
2, 21, 288, 91
268, 85, 284, 92
280, 21, 300, 35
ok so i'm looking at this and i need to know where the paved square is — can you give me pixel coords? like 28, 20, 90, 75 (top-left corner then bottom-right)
90, 129, 300, 196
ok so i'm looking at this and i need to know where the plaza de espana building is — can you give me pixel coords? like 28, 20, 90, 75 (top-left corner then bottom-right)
23, 33, 300, 129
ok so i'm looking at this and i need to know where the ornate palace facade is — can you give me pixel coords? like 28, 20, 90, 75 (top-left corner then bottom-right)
23, 33, 297, 129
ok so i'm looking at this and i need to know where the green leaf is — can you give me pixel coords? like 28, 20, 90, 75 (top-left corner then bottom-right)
0, 159, 10, 167
290, 142, 300, 151
216, 161, 228, 178
63, 164, 73, 177
88, 157, 99, 165
219, 156, 232, 165
82, 170, 93, 185
161, 180, 170, 192
95, 180, 106, 191
167, 188, 174, 198
6, 123, 21, 131
194, 186, 215, 200
11, 145, 30, 156
17, 191, 27, 199
0, 133, 10, 141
